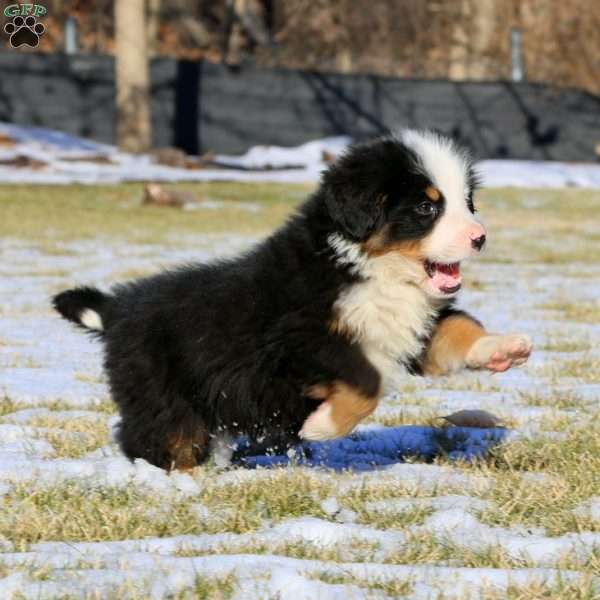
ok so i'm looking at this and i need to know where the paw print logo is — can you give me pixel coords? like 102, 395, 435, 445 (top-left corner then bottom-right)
4, 15, 45, 48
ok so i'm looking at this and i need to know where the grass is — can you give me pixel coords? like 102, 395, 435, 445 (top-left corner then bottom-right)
311, 571, 414, 597
3, 183, 600, 256
178, 538, 381, 563
349, 503, 433, 531
463, 420, 600, 537
174, 575, 237, 600
0, 182, 310, 244
197, 470, 332, 533
383, 531, 532, 569
537, 301, 600, 324
314, 576, 600, 600
0, 483, 207, 550
0, 394, 19, 416
365, 408, 442, 428
475, 188, 600, 264
502, 579, 600, 600
28, 415, 109, 458
0, 470, 334, 549
541, 357, 600, 384
0, 397, 117, 419
1, 183, 600, 597
539, 335, 591, 353
518, 390, 586, 410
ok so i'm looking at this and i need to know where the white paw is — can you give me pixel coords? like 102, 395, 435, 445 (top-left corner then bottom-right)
466, 334, 533, 373
299, 402, 340, 441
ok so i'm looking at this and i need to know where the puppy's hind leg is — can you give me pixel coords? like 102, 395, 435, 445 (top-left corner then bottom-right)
118, 410, 211, 471
165, 419, 211, 472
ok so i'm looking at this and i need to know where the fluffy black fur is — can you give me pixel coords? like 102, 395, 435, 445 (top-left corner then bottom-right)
53, 135, 470, 470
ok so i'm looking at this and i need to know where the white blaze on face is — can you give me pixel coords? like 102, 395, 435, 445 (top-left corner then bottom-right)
400, 130, 486, 264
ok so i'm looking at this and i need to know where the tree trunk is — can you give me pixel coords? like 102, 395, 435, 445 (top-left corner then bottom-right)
147, 0, 161, 57
448, 0, 497, 80
468, 0, 497, 79
115, 0, 152, 153
448, 0, 470, 80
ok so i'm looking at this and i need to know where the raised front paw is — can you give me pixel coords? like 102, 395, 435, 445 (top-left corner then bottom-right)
466, 334, 532, 373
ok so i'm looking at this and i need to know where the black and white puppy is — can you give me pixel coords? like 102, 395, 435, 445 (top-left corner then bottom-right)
53, 130, 532, 470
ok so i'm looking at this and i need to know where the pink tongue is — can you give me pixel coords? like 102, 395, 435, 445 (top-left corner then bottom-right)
431, 262, 461, 291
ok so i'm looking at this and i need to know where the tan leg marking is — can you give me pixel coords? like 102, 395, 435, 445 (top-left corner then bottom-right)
299, 381, 381, 441
423, 315, 533, 375
166, 427, 210, 472
423, 314, 486, 376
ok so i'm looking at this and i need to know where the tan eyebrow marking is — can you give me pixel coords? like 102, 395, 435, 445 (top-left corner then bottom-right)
424, 186, 441, 201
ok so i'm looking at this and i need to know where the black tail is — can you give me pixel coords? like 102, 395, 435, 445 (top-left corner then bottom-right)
52, 286, 112, 334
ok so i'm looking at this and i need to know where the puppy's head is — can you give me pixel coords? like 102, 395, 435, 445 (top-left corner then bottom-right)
322, 130, 485, 298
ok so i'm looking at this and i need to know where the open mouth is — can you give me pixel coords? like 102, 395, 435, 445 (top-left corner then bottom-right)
424, 260, 462, 295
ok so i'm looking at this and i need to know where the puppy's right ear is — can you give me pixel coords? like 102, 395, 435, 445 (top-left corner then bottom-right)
321, 150, 384, 241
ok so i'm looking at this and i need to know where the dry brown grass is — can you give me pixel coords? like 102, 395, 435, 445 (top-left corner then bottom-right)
461, 420, 600, 537
27, 415, 110, 458
0, 182, 310, 244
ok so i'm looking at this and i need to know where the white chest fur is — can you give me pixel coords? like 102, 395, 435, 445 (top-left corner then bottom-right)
330, 235, 439, 380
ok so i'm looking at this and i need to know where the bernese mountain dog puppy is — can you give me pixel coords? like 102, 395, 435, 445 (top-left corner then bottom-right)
53, 130, 532, 470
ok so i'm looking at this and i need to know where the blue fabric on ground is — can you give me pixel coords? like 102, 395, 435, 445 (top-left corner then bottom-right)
234, 426, 509, 472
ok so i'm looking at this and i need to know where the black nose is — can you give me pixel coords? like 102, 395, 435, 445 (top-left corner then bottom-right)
471, 234, 486, 251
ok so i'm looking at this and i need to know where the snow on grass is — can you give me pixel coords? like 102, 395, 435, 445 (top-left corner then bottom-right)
0, 183, 598, 598
2, 122, 600, 189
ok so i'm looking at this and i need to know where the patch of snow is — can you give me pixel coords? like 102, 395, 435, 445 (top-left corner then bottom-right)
335, 508, 359, 524
270, 517, 404, 551
267, 568, 372, 600
478, 159, 600, 189
1, 122, 600, 188
574, 497, 600, 523
0, 552, 591, 600
210, 434, 235, 468
414, 508, 600, 566
0, 451, 200, 498
365, 495, 490, 515
320, 497, 340, 516
215, 137, 349, 171
339, 463, 493, 495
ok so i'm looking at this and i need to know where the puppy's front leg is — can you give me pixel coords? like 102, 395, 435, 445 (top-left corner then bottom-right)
422, 310, 532, 376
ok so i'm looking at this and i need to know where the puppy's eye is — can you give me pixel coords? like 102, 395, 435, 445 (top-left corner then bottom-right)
415, 201, 437, 216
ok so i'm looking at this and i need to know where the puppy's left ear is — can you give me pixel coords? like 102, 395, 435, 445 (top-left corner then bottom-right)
321, 154, 385, 241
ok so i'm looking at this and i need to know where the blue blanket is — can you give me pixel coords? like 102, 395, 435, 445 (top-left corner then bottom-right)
233, 426, 509, 471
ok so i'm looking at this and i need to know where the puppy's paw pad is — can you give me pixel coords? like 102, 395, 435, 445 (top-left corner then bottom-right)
485, 355, 513, 373
468, 334, 532, 372
299, 402, 339, 441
